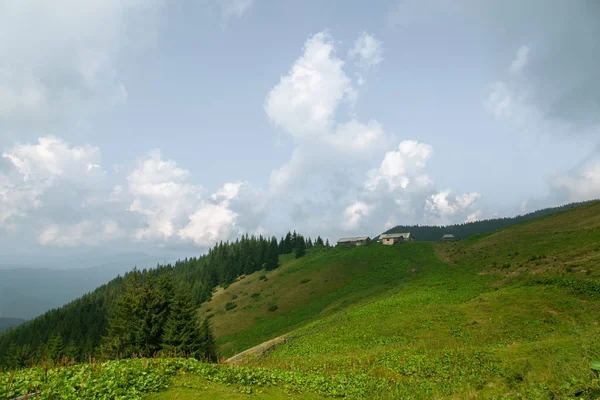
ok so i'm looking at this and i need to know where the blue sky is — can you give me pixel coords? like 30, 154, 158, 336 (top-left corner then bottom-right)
1, 0, 599, 264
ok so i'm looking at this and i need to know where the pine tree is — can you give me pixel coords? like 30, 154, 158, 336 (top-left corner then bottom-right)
102, 270, 145, 358
284, 232, 293, 254
325, 238, 330, 247
295, 235, 306, 259
64, 340, 80, 362
5, 343, 33, 369
200, 318, 217, 362
137, 273, 173, 357
265, 237, 280, 271
46, 334, 65, 364
316, 236, 324, 247
162, 290, 206, 359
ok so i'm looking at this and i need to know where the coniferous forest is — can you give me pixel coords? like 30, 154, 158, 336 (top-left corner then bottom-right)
0, 232, 323, 369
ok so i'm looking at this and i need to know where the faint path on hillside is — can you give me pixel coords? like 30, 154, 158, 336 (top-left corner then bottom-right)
225, 334, 289, 365
226, 244, 422, 365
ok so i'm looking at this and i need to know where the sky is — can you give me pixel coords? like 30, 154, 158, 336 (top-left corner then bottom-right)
1, 0, 599, 265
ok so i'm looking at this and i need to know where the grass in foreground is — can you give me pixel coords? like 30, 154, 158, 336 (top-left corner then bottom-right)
145, 374, 327, 399
1, 357, 385, 399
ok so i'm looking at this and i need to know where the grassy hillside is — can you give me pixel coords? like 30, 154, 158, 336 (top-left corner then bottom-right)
216, 201, 600, 398
2, 202, 600, 399
198, 246, 418, 357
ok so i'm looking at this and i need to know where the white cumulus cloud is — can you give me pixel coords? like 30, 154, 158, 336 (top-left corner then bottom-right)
348, 32, 383, 70
265, 31, 390, 200
0, 136, 103, 224
551, 159, 600, 202
341, 201, 373, 231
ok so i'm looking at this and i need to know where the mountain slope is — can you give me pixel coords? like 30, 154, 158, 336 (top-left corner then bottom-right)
198, 247, 418, 356
0, 318, 25, 333
219, 201, 600, 398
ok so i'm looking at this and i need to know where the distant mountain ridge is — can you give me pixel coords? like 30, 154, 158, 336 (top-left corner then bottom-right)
382, 201, 593, 241
0, 318, 25, 333
0, 255, 173, 320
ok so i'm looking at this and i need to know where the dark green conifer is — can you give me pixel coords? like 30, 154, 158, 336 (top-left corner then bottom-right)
265, 236, 280, 270
162, 290, 206, 359
295, 235, 306, 259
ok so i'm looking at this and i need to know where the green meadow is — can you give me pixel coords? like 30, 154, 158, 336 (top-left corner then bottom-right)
2, 201, 600, 399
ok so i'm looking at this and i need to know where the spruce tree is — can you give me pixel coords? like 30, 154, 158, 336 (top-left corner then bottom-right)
103, 269, 174, 358
103, 270, 145, 358
162, 290, 206, 359
46, 334, 65, 364
265, 237, 280, 271
137, 273, 173, 357
200, 318, 218, 362
6, 343, 33, 369
284, 232, 293, 254
295, 235, 306, 259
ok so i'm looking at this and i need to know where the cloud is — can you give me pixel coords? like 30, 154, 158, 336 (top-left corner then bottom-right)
265, 32, 354, 140
484, 81, 514, 121
0, 136, 103, 224
0, 0, 163, 134
219, 0, 255, 20
126, 149, 203, 242
125, 150, 266, 247
179, 203, 238, 247
341, 201, 373, 231
466, 210, 483, 223
3, 136, 102, 182
265, 31, 390, 199
424, 190, 481, 225
476, 2, 600, 130
37, 219, 123, 247
551, 159, 600, 202
0, 138, 266, 249
348, 32, 383, 70
263, 31, 482, 237
483, 46, 537, 123
509, 45, 530, 75
342, 140, 482, 232
179, 180, 267, 247
364, 140, 433, 193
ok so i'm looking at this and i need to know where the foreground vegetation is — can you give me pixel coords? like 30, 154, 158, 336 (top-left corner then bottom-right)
0, 357, 386, 399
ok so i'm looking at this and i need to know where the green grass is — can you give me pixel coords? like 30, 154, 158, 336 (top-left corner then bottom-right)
200, 244, 417, 357
237, 202, 600, 398
0, 357, 372, 399
145, 374, 327, 399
